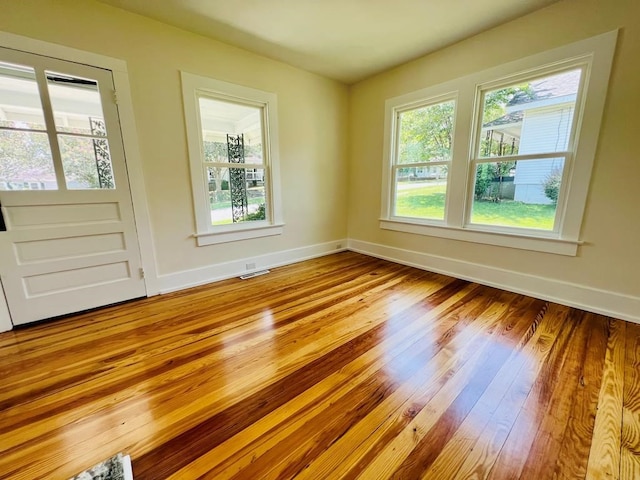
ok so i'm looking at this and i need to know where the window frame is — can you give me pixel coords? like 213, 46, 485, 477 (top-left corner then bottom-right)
380, 31, 618, 256
181, 72, 283, 246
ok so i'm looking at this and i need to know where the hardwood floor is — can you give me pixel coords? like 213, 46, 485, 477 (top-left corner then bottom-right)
0, 251, 638, 479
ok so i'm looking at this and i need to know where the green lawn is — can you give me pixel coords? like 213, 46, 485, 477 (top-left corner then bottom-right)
395, 183, 556, 230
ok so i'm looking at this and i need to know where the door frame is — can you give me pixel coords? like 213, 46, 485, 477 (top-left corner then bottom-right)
0, 31, 159, 332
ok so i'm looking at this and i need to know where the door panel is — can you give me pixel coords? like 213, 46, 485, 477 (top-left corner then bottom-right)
15, 232, 125, 263
0, 47, 146, 325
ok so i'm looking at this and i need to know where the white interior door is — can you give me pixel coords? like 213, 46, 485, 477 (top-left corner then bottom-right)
0, 47, 146, 326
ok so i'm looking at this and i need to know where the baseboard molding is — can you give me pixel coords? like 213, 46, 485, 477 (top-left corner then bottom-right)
157, 239, 348, 294
348, 238, 640, 324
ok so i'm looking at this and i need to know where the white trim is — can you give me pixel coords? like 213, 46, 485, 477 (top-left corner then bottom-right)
0, 279, 12, 333
348, 238, 640, 324
157, 239, 347, 293
381, 30, 618, 255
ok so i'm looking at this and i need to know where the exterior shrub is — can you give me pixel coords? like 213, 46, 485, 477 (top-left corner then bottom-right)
543, 169, 562, 204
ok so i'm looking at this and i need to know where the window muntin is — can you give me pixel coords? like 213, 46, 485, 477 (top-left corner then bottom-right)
391, 99, 455, 221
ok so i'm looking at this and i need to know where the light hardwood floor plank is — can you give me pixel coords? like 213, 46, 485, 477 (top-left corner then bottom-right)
621, 323, 640, 479
585, 318, 626, 480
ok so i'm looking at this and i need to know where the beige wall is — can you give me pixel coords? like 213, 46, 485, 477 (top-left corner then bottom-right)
0, 0, 349, 277
348, 0, 639, 298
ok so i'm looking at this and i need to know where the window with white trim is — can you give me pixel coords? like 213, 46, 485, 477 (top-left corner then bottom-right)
381, 31, 617, 256
181, 73, 283, 246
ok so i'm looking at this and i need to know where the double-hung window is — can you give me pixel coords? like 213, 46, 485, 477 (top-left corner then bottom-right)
181, 73, 283, 246
381, 31, 617, 255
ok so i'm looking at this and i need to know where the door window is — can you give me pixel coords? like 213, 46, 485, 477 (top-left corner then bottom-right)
0, 61, 115, 190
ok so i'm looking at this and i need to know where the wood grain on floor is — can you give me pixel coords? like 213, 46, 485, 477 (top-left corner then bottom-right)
0, 252, 636, 479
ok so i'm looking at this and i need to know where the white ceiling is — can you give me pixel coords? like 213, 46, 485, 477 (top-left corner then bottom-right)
97, 0, 561, 84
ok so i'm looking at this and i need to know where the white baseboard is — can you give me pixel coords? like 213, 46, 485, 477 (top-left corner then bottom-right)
157, 239, 348, 294
348, 238, 640, 324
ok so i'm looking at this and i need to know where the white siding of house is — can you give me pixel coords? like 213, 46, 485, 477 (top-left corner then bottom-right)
514, 103, 574, 204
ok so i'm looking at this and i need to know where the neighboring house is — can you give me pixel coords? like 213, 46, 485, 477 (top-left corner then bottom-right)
482, 69, 580, 204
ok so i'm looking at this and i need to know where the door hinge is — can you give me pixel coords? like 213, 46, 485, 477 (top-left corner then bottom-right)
112, 90, 119, 105
139, 267, 145, 279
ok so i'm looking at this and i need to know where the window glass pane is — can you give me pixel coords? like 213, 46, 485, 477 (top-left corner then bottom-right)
0, 130, 57, 190
479, 69, 581, 158
46, 71, 106, 136
394, 165, 448, 220
199, 97, 263, 165
470, 158, 565, 230
0, 62, 46, 130
59, 135, 115, 189
397, 100, 455, 164
208, 166, 267, 225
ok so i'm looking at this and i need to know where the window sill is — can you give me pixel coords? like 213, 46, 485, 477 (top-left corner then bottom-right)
194, 222, 284, 246
379, 218, 582, 256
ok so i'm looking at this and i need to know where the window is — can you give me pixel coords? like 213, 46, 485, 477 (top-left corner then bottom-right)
181, 73, 283, 246
381, 31, 617, 255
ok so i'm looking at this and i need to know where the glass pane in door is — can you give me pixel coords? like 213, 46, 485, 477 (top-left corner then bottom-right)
58, 135, 115, 189
0, 130, 57, 190
46, 72, 106, 136
0, 62, 47, 130
0, 62, 57, 190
